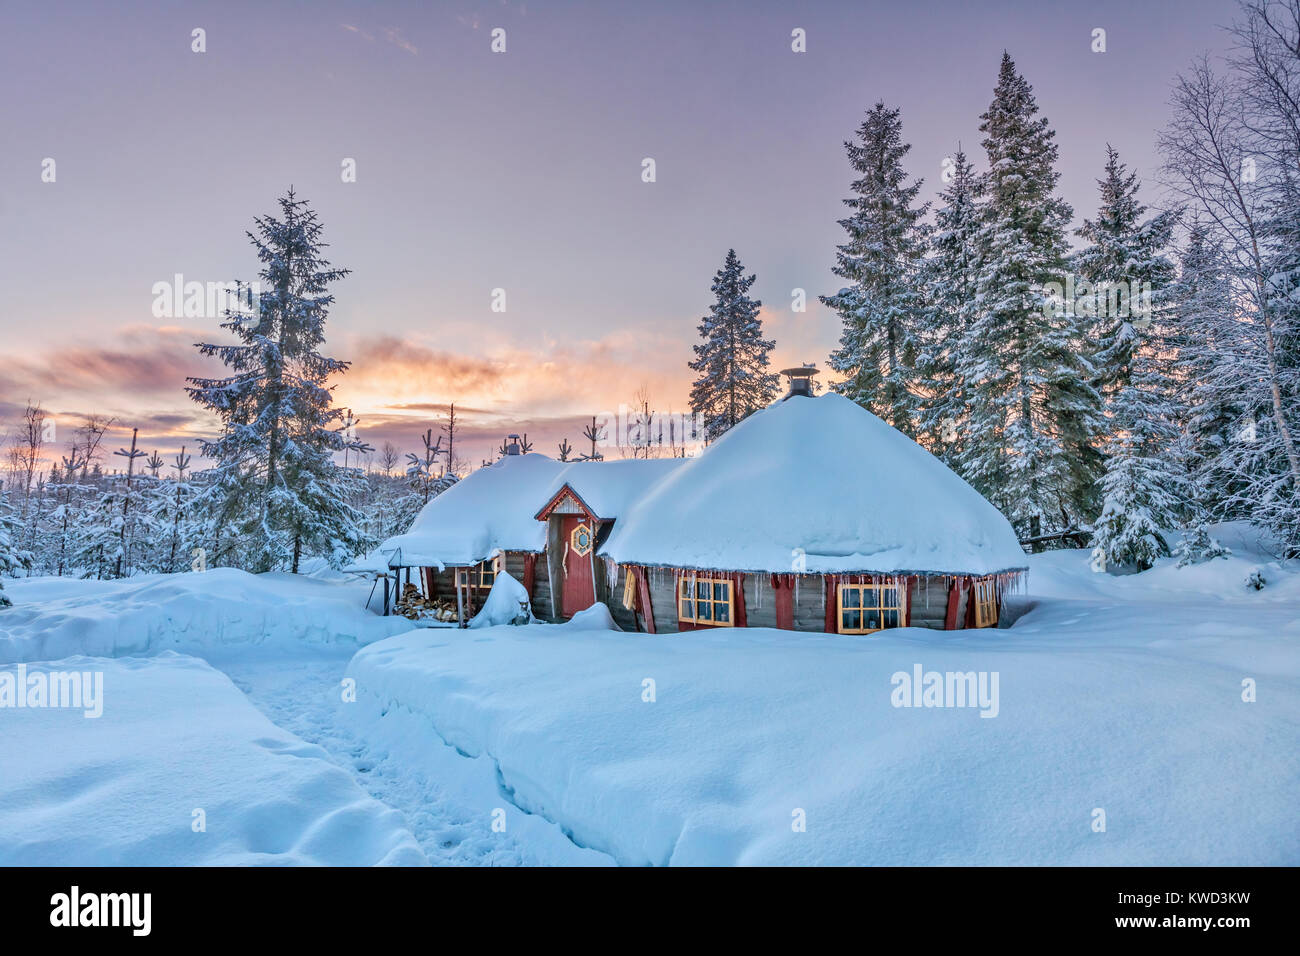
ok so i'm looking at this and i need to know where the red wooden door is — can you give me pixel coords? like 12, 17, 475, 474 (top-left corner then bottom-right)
560, 515, 596, 618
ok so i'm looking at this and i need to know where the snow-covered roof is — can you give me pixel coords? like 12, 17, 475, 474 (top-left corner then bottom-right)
601, 392, 1028, 576
378, 454, 688, 568
379, 453, 568, 568
539, 458, 688, 520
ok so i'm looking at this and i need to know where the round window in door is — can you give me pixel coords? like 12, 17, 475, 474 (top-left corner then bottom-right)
570, 523, 593, 556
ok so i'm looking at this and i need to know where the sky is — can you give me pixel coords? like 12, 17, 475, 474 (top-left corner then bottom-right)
0, 0, 1241, 472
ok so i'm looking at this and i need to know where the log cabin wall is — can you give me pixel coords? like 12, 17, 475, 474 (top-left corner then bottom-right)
786, 575, 832, 631
639, 571, 842, 634
502, 551, 528, 590
640, 570, 826, 634
741, 575, 779, 629
603, 566, 639, 631
741, 575, 826, 631
909, 575, 952, 630
527, 551, 555, 621
414, 552, 553, 621
628, 568, 974, 635
426, 566, 461, 600
639, 568, 678, 633
544, 518, 565, 619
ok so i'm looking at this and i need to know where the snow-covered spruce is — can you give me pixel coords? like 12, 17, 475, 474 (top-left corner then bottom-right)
185, 190, 370, 574
1173, 523, 1231, 567
961, 53, 1104, 540
1077, 147, 1185, 569
0, 488, 26, 608
688, 249, 778, 443
917, 146, 981, 466
823, 101, 929, 437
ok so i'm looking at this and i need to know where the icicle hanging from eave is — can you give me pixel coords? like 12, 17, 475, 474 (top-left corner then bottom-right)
603, 555, 618, 597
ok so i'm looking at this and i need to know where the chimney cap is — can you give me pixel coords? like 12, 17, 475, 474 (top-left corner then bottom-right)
779, 365, 819, 399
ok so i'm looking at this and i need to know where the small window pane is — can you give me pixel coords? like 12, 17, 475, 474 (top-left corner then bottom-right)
843, 588, 861, 609
696, 581, 710, 600
715, 602, 730, 622
681, 599, 693, 618
698, 601, 713, 621
713, 582, 728, 601
862, 587, 881, 609
881, 609, 899, 628
882, 588, 898, 608
843, 610, 861, 630
864, 612, 881, 630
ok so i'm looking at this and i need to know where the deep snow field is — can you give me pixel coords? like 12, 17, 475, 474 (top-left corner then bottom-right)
1, 524, 1296, 866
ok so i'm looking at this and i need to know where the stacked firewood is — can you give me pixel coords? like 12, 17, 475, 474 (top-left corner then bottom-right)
393, 583, 459, 622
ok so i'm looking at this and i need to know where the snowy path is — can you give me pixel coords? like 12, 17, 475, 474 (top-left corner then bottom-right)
210, 647, 553, 866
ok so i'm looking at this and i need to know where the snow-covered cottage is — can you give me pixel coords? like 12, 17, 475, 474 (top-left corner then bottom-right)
376, 372, 1028, 633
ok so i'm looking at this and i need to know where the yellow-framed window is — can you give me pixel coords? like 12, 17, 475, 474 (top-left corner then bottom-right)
459, 556, 500, 590
677, 574, 734, 627
570, 522, 594, 557
973, 579, 998, 628
836, 582, 904, 634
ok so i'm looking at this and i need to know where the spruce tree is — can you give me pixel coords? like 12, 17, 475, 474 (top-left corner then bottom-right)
1252, 173, 1300, 548
1173, 523, 1231, 567
1090, 334, 1187, 569
1168, 223, 1243, 519
823, 102, 928, 435
0, 486, 27, 607
918, 146, 981, 464
157, 446, 199, 574
187, 190, 368, 573
1074, 145, 1179, 400
963, 53, 1104, 539
1077, 145, 1185, 567
688, 249, 778, 441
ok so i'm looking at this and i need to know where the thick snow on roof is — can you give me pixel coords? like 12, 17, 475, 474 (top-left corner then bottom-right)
380, 453, 567, 567
541, 458, 687, 519
602, 393, 1028, 575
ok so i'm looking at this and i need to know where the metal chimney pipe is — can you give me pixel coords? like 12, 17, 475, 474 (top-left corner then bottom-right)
779, 365, 819, 400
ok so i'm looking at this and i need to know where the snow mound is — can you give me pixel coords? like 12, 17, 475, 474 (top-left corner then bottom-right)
468, 570, 532, 628
0, 653, 426, 865
603, 393, 1027, 575
343, 561, 1299, 864
565, 603, 621, 631
1026, 521, 1300, 606
0, 568, 409, 665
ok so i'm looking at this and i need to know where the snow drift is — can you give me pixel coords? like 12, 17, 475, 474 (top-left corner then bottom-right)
0, 653, 426, 865
0, 569, 409, 665
343, 544, 1299, 866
